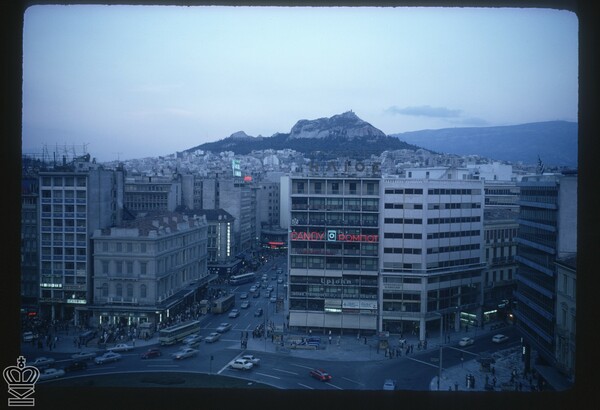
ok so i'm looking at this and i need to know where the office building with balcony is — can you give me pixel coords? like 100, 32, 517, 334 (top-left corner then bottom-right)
124, 175, 181, 213
38, 156, 124, 325
482, 209, 519, 323
554, 255, 576, 383
380, 169, 485, 342
21, 173, 40, 316
90, 212, 209, 326
285, 169, 381, 334
515, 172, 577, 383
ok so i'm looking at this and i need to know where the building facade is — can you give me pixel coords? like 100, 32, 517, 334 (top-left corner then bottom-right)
554, 255, 576, 383
286, 173, 381, 333
21, 173, 40, 316
380, 175, 485, 341
515, 173, 577, 371
90, 212, 209, 326
123, 175, 181, 213
38, 156, 123, 325
482, 209, 519, 323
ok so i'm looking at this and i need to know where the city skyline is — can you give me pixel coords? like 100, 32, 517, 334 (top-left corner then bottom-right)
21, 5, 578, 162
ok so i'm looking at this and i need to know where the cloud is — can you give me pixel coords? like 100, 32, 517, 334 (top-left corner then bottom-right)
385, 105, 462, 118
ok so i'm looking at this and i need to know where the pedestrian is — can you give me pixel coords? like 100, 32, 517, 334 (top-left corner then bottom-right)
466, 375, 469, 388
454, 382, 459, 391
493, 377, 497, 387
364, 336, 367, 345
328, 336, 332, 344
406, 346, 409, 355
491, 365, 495, 376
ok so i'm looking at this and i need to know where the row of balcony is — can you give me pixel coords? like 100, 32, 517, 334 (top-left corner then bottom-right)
292, 220, 378, 227
291, 205, 379, 211
41, 227, 87, 233
41, 198, 87, 204
41, 241, 87, 247
291, 249, 378, 256
41, 212, 88, 218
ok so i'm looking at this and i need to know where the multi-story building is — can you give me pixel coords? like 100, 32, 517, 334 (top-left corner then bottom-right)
483, 180, 520, 211
21, 173, 40, 316
201, 175, 257, 254
380, 171, 485, 341
554, 255, 576, 383
38, 155, 124, 325
124, 175, 181, 213
515, 172, 577, 377
90, 212, 208, 326
285, 167, 381, 334
482, 209, 519, 323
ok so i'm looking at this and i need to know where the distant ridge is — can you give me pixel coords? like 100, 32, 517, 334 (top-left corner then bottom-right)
188, 111, 421, 160
391, 121, 577, 167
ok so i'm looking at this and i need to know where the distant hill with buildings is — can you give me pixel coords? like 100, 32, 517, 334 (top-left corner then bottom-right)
187, 113, 577, 167
390, 121, 577, 167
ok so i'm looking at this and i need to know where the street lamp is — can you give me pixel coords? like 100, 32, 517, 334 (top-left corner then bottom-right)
433, 312, 444, 391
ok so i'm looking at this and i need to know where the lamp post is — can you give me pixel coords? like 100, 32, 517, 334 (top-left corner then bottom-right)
433, 312, 443, 390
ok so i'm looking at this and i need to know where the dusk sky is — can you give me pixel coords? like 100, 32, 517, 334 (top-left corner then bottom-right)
22, 5, 578, 162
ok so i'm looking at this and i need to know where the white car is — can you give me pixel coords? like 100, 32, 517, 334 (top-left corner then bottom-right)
250, 286, 257, 292
71, 351, 97, 361
240, 292, 248, 299
183, 334, 203, 345
38, 368, 65, 381
30, 357, 55, 368
382, 379, 397, 391
22, 331, 37, 342
172, 347, 198, 360
109, 343, 134, 352
241, 354, 260, 366
492, 334, 509, 343
228, 309, 240, 318
240, 301, 250, 309
204, 332, 221, 343
216, 322, 232, 333
230, 358, 253, 370
95, 351, 122, 364
459, 337, 474, 347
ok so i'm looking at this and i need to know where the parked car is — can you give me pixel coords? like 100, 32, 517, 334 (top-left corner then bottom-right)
64, 360, 88, 372
228, 309, 240, 318
249, 286, 257, 292
382, 379, 397, 391
240, 292, 248, 299
267, 286, 274, 292
254, 308, 263, 317
309, 368, 332, 381
183, 334, 203, 345
172, 347, 198, 360
204, 332, 221, 343
71, 351, 96, 361
270, 296, 277, 303
459, 337, 475, 347
141, 348, 162, 359
109, 343, 134, 352
30, 357, 55, 368
277, 278, 283, 284
22, 331, 37, 342
95, 352, 122, 364
38, 368, 65, 381
241, 354, 260, 366
216, 322, 232, 333
492, 334, 509, 343
230, 358, 253, 370
240, 301, 250, 309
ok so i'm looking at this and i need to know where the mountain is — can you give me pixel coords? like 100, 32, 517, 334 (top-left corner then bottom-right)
189, 111, 421, 160
391, 121, 578, 167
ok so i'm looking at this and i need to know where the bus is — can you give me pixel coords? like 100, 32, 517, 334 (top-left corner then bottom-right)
228, 272, 256, 285
158, 320, 201, 346
212, 294, 235, 314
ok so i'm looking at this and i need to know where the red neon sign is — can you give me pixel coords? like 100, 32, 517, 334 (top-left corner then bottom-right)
290, 231, 378, 243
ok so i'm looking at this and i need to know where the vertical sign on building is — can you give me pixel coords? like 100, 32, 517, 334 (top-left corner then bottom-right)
232, 159, 242, 177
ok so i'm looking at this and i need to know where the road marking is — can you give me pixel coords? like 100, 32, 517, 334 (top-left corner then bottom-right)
326, 382, 343, 390
406, 356, 443, 369
297, 383, 314, 390
289, 363, 313, 370
342, 377, 365, 386
273, 368, 299, 375
254, 372, 281, 380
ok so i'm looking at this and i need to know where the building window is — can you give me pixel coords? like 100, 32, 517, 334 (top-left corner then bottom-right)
101, 283, 108, 297
116, 283, 123, 297
127, 284, 133, 298
140, 284, 147, 298
140, 262, 147, 275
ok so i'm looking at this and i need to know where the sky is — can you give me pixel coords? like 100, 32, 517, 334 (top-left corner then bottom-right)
21, 4, 578, 163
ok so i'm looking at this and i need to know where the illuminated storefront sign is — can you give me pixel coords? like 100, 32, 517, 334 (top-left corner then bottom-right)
291, 230, 378, 243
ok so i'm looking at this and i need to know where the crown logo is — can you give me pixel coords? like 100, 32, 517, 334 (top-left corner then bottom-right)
3, 356, 40, 407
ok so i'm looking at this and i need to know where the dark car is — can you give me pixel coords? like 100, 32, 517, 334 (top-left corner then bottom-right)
309, 368, 332, 382
64, 361, 88, 372
254, 308, 263, 317
141, 348, 162, 359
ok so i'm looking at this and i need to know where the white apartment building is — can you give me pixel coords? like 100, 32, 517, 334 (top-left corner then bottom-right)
380, 175, 485, 342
